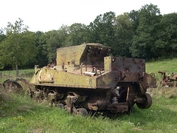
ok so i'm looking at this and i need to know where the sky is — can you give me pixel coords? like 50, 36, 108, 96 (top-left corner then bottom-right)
1, 0, 176, 32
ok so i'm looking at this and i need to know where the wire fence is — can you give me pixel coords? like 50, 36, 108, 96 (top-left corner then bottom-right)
0, 71, 33, 78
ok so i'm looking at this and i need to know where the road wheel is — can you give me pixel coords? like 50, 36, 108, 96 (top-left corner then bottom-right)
77, 108, 88, 116
136, 93, 152, 109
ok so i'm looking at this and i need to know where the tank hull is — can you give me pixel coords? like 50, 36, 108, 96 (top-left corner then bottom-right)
29, 43, 156, 114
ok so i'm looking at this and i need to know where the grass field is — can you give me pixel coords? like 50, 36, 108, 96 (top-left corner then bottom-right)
0, 59, 177, 133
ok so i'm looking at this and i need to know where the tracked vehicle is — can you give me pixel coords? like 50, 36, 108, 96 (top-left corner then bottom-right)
29, 43, 156, 115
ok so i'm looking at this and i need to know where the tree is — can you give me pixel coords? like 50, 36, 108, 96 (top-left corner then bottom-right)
65, 23, 88, 46
129, 4, 162, 59
44, 25, 69, 63
113, 13, 133, 57
46, 30, 61, 63
0, 29, 6, 69
0, 28, 6, 42
33, 31, 48, 67
0, 18, 37, 76
156, 13, 177, 58
88, 11, 116, 46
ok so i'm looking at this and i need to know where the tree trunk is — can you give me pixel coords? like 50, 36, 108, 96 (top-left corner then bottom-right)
16, 61, 19, 77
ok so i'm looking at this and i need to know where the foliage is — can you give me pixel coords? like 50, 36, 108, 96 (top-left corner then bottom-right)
130, 4, 162, 59
0, 18, 37, 75
66, 23, 88, 46
88, 11, 115, 46
0, 29, 6, 42
113, 13, 133, 57
45, 28, 68, 63
0, 29, 6, 69
32, 31, 48, 67
157, 13, 177, 58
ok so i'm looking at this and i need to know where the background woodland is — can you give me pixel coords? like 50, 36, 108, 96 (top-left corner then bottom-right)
0, 4, 177, 70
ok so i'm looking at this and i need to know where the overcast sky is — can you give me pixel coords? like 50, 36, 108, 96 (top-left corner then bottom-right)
1, 0, 176, 32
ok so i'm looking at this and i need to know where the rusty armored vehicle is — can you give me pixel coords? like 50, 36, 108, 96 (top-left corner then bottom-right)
29, 43, 156, 115
158, 71, 177, 87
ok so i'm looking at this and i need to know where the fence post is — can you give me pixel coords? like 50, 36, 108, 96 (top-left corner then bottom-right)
8, 71, 10, 78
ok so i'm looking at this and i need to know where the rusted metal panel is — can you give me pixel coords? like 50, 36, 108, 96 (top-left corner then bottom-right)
111, 57, 145, 72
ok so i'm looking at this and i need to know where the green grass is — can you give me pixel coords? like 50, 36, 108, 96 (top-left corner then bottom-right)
0, 88, 177, 133
146, 58, 177, 73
